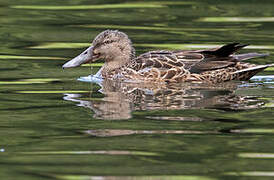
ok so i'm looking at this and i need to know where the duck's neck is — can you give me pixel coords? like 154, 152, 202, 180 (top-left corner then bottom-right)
101, 46, 136, 76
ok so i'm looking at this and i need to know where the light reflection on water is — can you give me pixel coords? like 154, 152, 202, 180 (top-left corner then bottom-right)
53, 175, 216, 180
63, 75, 272, 120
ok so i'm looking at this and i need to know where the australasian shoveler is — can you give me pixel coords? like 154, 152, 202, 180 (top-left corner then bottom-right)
62, 30, 273, 83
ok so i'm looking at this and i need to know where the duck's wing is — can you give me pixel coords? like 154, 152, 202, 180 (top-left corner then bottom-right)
133, 50, 203, 71
133, 43, 268, 75
133, 43, 247, 71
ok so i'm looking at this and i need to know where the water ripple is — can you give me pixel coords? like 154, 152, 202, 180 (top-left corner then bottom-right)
84, 129, 218, 137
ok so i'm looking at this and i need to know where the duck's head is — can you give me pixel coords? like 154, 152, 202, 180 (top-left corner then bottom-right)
62, 30, 135, 69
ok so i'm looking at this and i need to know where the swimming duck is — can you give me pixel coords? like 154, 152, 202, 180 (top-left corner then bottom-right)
62, 30, 272, 83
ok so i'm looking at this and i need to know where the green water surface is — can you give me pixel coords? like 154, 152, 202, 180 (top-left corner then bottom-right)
0, 0, 274, 180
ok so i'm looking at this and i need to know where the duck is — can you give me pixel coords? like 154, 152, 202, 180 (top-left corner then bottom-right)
62, 30, 273, 83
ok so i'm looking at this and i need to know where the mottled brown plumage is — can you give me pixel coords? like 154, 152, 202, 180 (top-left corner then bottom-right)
62, 30, 272, 83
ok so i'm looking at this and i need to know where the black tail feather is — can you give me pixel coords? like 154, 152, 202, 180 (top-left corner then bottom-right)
203, 43, 249, 57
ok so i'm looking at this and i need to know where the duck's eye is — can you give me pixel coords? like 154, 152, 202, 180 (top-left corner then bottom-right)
83, 51, 88, 55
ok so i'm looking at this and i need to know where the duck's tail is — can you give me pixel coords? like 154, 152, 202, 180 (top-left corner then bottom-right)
203, 43, 249, 57
232, 63, 274, 81
203, 43, 269, 60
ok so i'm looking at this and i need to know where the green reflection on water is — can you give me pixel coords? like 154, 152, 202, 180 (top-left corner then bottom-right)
16, 90, 90, 93
75, 24, 244, 32
200, 17, 274, 22
82, 63, 103, 67
1, 0, 274, 180
264, 67, 274, 71
0, 78, 60, 85
231, 129, 274, 133
239, 153, 274, 159
54, 175, 215, 180
20, 150, 160, 156
0, 55, 65, 60
11, 3, 165, 10
29, 43, 90, 49
225, 171, 274, 177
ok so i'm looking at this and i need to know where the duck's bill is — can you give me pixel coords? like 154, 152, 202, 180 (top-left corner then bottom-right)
62, 46, 97, 69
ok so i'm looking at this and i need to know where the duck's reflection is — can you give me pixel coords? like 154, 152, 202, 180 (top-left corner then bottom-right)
63, 79, 264, 120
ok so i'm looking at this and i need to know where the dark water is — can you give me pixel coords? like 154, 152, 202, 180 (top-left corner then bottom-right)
1, 0, 274, 179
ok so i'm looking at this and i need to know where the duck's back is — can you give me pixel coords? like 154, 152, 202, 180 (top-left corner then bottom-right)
125, 43, 271, 83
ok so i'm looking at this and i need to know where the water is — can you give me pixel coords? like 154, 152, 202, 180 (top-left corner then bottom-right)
0, 0, 274, 179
